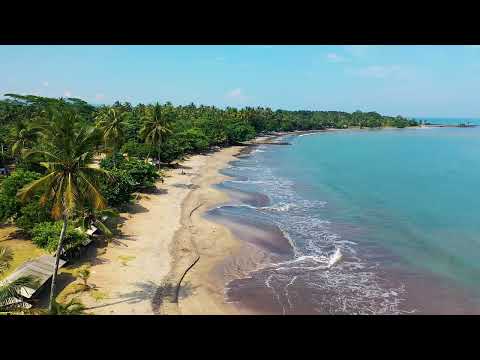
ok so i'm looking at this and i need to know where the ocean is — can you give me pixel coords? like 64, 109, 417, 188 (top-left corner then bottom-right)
206, 126, 480, 314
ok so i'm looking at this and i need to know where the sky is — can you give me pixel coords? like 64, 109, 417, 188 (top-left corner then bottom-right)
1, 45, 480, 118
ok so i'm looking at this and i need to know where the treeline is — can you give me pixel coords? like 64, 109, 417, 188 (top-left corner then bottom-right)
0, 93, 417, 312
1, 94, 418, 166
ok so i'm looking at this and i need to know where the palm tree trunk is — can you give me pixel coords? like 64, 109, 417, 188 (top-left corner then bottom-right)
48, 215, 68, 312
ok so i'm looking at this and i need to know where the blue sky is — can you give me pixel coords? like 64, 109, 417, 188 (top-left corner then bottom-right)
1, 45, 480, 118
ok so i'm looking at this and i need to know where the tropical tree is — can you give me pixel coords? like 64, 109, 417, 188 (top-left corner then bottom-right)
95, 107, 128, 167
10, 121, 41, 159
17, 107, 109, 312
140, 103, 173, 167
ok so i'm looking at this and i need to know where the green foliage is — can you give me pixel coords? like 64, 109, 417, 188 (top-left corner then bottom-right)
225, 122, 256, 143
0, 193, 18, 223
122, 158, 159, 189
1, 169, 41, 198
73, 264, 91, 287
121, 140, 154, 159
15, 201, 52, 235
31, 221, 88, 253
101, 154, 159, 191
0, 170, 41, 222
99, 168, 136, 207
177, 128, 210, 153
49, 298, 86, 315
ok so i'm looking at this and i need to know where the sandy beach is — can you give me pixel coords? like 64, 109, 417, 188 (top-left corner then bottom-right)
69, 145, 250, 314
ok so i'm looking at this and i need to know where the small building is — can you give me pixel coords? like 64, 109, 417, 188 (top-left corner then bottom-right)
0, 255, 67, 302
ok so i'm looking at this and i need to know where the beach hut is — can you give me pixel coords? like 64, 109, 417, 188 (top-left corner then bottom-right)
0, 255, 67, 302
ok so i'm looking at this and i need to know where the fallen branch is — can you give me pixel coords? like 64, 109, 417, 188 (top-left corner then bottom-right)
174, 255, 200, 303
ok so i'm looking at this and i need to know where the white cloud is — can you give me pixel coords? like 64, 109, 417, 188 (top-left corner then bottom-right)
95, 93, 105, 100
226, 88, 248, 101
64, 90, 72, 97
228, 88, 242, 97
466, 45, 480, 48
326, 52, 348, 63
42, 81, 49, 87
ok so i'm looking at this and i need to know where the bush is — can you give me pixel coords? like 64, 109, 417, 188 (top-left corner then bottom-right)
225, 123, 256, 143
0, 169, 41, 222
0, 169, 41, 197
177, 128, 210, 153
99, 153, 125, 170
31, 221, 88, 253
99, 169, 136, 207
100, 155, 159, 195
121, 158, 159, 190
15, 201, 51, 235
0, 193, 18, 223
121, 141, 155, 159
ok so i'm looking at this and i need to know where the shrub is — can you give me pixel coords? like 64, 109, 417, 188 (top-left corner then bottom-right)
121, 158, 159, 190
225, 123, 256, 143
121, 141, 155, 159
15, 201, 52, 235
31, 221, 88, 253
100, 155, 159, 197
0, 169, 41, 222
99, 169, 136, 207
0, 169, 41, 197
99, 153, 125, 170
0, 193, 18, 223
177, 128, 210, 153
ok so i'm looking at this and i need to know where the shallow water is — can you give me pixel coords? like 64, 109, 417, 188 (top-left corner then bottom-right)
207, 127, 480, 314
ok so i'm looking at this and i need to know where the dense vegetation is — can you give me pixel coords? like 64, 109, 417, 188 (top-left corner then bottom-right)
0, 93, 418, 311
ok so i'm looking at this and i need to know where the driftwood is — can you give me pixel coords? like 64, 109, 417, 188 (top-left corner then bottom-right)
173, 201, 206, 303
174, 256, 200, 303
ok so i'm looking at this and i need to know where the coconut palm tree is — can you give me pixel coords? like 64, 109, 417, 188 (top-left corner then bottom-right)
10, 120, 41, 159
0, 246, 37, 311
17, 107, 109, 312
95, 107, 129, 167
140, 103, 173, 168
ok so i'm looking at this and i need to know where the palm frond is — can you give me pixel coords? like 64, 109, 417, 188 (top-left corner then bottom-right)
17, 172, 57, 203
0, 247, 13, 274
0, 276, 38, 309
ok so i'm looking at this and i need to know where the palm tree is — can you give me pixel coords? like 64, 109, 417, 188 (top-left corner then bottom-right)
17, 107, 109, 312
0, 246, 37, 311
140, 103, 172, 168
10, 121, 41, 159
95, 107, 128, 167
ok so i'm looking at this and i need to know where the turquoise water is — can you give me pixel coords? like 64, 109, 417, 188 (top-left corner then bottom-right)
215, 127, 480, 314
282, 128, 480, 290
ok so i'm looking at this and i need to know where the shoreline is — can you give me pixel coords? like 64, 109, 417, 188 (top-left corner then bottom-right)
43, 126, 426, 314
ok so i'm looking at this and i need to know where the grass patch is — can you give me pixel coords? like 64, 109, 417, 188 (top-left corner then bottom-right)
0, 228, 47, 280
57, 283, 88, 303
118, 255, 136, 266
